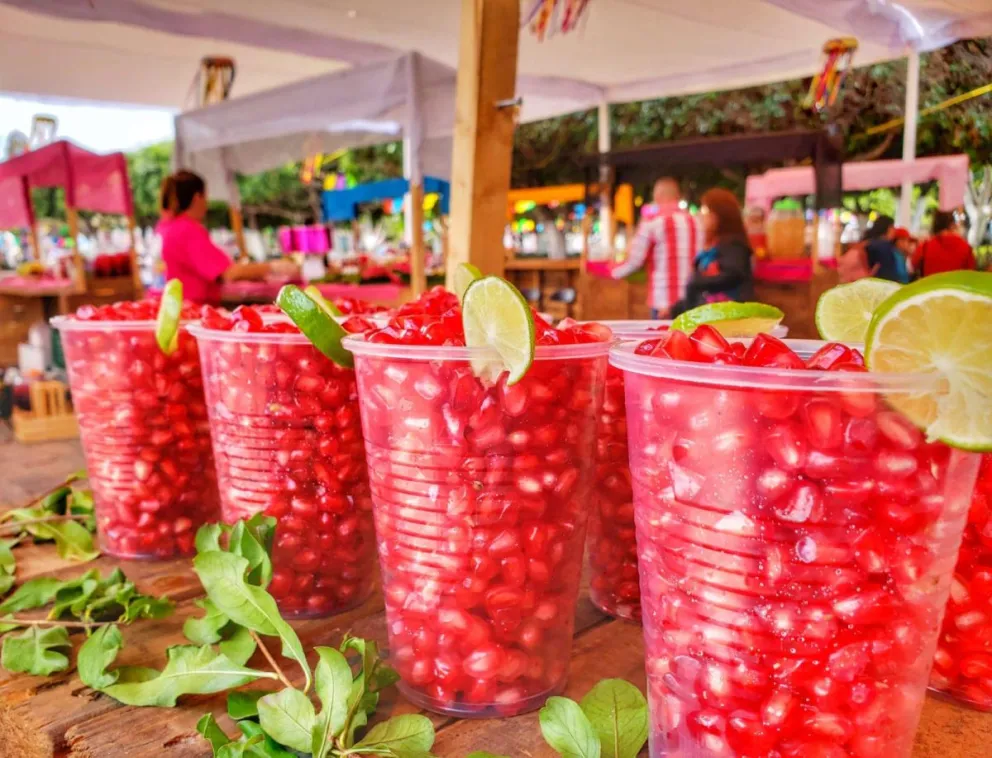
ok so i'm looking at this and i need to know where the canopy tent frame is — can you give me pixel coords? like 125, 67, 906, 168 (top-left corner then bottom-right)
0, 140, 141, 296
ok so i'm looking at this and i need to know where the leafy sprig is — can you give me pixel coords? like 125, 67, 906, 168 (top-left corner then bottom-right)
540, 679, 649, 758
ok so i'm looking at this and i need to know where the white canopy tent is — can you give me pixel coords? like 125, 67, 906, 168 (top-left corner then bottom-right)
2, 1, 989, 112
174, 53, 462, 205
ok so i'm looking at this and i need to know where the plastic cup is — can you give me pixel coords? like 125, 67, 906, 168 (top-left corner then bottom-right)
611, 339, 980, 758
347, 335, 610, 717
189, 323, 376, 618
52, 318, 219, 559
930, 452, 992, 710
587, 321, 788, 621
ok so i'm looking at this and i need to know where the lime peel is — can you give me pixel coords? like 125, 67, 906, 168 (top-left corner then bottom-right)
816, 278, 902, 343
865, 271, 992, 452
304, 285, 343, 318
671, 302, 784, 337
453, 263, 483, 304
277, 284, 354, 368
155, 279, 183, 355
462, 276, 536, 385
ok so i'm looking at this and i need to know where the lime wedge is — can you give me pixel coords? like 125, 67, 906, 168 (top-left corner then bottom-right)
304, 285, 343, 318
277, 284, 353, 368
671, 302, 784, 337
865, 271, 992, 451
462, 276, 535, 385
453, 262, 483, 303
816, 278, 902, 342
155, 278, 183, 355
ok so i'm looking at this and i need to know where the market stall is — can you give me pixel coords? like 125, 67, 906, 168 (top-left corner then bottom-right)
580, 130, 843, 334
0, 140, 140, 366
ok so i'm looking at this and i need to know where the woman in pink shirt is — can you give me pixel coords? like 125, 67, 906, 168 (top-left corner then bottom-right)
161, 171, 297, 304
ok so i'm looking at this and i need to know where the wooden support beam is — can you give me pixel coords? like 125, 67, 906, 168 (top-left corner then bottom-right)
65, 207, 85, 294
127, 214, 144, 298
409, 183, 427, 296
445, 0, 520, 289
229, 207, 248, 262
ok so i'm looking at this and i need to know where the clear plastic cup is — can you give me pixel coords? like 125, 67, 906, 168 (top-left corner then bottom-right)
189, 324, 376, 618
587, 321, 788, 621
611, 339, 980, 758
52, 318, 219, 558
347, 335, 610, 717
930, 452, 992, 709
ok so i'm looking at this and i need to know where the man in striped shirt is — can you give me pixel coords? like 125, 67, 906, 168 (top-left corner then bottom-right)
611, 177, 704, 318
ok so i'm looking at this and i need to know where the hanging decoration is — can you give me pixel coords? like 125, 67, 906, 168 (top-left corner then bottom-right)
523, 0, 592, 42
805, 38, 858, 113
196, 56, 236, 107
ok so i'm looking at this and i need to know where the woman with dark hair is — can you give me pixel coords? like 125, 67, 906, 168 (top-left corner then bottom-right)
863, 214, 909, 283
160, 171, 297, 304
911, 210, 976, 277
668, 188, 755, 317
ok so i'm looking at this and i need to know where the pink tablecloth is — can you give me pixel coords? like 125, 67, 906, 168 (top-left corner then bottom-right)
753, 259, 813, 283
585, 261, 612, 279
0, 275, 75, 294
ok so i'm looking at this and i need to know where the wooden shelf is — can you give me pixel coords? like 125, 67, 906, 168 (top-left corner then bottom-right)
504, 257, 583, 271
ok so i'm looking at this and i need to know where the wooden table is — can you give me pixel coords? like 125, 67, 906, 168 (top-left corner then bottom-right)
1, 436, 989, 757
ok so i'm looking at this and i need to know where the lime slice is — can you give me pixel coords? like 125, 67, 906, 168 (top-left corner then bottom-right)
304, 285, 343, 318
453, 262, 483, 303
865, 271, 992, 451
462, 276, 535, 385
816, 278, 902, 342
276, 284, 354, 368
155, 278, 183, 355
671, 302, 784, 337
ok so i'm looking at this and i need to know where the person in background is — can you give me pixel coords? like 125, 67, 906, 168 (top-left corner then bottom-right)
668, 188, 755, 317
161, 171, 299, 305
891, 228, 917, 281
611, 177, 704, 319
911, 210, 976, 277
863, 215, 908, 284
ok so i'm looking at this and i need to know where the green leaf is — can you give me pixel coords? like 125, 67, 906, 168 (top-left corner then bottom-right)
354, 714, 435, 756
49, 570, 100, 618
39, 486, 71, 513
311, 646, 353, 758
78, 624, 123, 689
194, 551, 311, 692
1, 625, 71, 675
0, 540, 16, 598
228, 689, 272, 720
35, 520, 99, 562
540, 696, 601, 758
0, 576, 65, 614
119, 594, 174, 623
579, 679, 648, 758
227, 517, 275, 588
184, 598, 230, 645
219, 625, 257, 666
197, 713, 234, 755
196, 523, 227, 554
257, 688, 316, 753
237, 721, 297, 757
100, 644, 277, 707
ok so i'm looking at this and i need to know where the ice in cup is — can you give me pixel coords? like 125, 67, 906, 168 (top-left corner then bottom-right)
613, 328, 980, 757
930, 452, 992, 709
53, 299, 219, 558
347, 295, 610, 717
190, 305, 379, 617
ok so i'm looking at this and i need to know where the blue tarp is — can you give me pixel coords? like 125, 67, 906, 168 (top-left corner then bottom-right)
322, 177, 450, 222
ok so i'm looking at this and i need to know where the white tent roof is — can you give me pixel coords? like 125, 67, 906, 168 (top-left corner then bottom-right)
3, 1, 989, 111
174, 53, 459, 200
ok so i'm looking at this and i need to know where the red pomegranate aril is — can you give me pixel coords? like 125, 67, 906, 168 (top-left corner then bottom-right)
354, 303, 608, 717
624, 329, 980, 756
192, 308, 376, 619
57, 303, 219, 558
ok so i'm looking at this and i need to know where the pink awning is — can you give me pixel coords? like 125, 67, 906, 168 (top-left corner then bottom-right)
745, 155, 971, 213
0, 140, 134, 229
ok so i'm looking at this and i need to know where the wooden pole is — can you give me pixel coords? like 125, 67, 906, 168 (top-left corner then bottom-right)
445, 0, 520, 288
409, 183, 427, 296
65, 207, 85, 294
127, 214, 144, 297
230, 207, 248, 262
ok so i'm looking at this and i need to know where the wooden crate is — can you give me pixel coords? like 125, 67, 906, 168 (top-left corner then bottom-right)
11, 380, 79, 443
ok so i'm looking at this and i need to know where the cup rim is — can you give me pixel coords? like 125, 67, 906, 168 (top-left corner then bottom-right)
344, 333, 614, 361
51, 316, 160, 332
609, 339, 942, 393
590, 320, 789, 339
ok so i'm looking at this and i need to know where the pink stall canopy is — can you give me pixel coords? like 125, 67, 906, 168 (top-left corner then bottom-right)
0, 140, 134, 229
745, 155, 971, 212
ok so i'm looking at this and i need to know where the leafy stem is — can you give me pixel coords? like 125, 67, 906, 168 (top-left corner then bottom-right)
5, 617, 109, 629
0, 515, 90, 533
250, 628, 292, 689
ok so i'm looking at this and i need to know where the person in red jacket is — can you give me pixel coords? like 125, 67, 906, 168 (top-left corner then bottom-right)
911, 211, 976, 278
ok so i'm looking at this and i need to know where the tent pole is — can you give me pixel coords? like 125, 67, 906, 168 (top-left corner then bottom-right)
445, 0, 520, 287
409, 183, 426, 296
66, 207, 85, 293
898, 48, 920, 229
597, 100, 613, 257
230, 207, 248, 262
127, 213, 144, 297
403, 137, 415, 248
